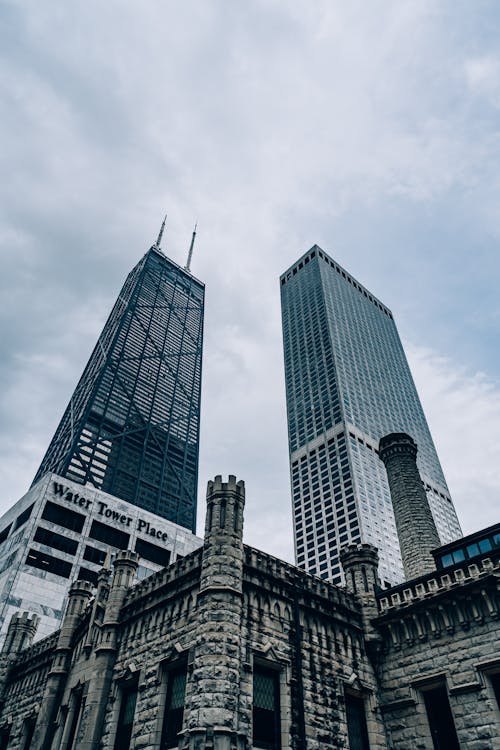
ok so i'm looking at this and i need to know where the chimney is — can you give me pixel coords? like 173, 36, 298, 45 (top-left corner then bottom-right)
379, 432, 440, 580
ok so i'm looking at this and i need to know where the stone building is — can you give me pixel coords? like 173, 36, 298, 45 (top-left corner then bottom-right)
0, 436, 498, 749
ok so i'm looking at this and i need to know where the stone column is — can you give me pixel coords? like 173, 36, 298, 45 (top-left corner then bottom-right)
181, 475, 248, 750
77, 550, 139, 750
32, 580, 94, 750
379, 432, 441, 580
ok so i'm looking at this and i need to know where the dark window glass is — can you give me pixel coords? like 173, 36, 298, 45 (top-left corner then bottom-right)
423, 685, 459, 750
25, 548, 72, 578
0, 724, 10, 750
466, 543, 480, 558
440, 553, 453, 568
89, 520, 130, 549
83, 545, 107, 566
78, 567, 98, 585
21, 717, 36, 750
14, 504, 34, 531
345, 692, 370, 750
34, 526, 78, 556
490, 673, 500, 709
479, 538, 492, 553
161, 664, 187, 748
135, 538, 171, 567
253, 665, 280, 749
452, 549, 465, 563
42, 501, 85, 533
114, 681, 138, 750
66, 688, 84, 750
0, 525, 11, 546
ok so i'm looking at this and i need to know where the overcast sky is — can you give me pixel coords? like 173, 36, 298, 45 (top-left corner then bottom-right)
1, 1, 499, 562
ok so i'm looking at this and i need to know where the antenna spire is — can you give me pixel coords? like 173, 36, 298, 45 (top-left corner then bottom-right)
155, 213, 167, 249
185, 222, 197, 271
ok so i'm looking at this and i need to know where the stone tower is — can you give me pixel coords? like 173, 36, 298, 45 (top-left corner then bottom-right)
379, 432, 442, 580
182, 475, 247, 749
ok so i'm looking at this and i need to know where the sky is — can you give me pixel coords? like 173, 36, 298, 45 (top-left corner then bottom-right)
0, 0, 499, 563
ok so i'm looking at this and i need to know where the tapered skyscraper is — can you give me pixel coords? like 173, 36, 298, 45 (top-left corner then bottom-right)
280, 245, 461, 586
33, 225, 204, 533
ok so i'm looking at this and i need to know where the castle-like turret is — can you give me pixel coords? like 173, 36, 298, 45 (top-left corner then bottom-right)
182, 475, 247, 750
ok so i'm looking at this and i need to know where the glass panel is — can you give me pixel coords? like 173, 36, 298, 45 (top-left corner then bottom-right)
162, 665, 187, 749
253, 666, 279, 749
423, 685, 459, 750
452, 549, 465, 563
466, 543, 480, 558
345, 693, 370, 750
479, 538, 492, 553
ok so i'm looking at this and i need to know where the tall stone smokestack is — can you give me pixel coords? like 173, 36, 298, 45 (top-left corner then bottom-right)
379, 432, 441, 580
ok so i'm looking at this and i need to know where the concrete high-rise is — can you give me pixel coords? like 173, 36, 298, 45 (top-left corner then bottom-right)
280, 245, 461, 586
33, 224, 204, 533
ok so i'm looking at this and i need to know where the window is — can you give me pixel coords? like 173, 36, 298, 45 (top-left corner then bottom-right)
490, 673, 500, 709
114, 680, 138, 750
135, 538, 171, 567
25, 549, 72, 578
0, 524, 11, 546
422, 684, 459, 750
89, 520, 130, 549
345, 692, 370, 750
78, 567, 98, 585
21, 717, 36, 750
42, 501, 85, 533
253, 664, 280, 749
34, 526, 78, 556
65, 687, 84, 750
161, 662, 187, 748
83, 545, 107, 566
0, 724, 10, 750
14, 504, 34, 531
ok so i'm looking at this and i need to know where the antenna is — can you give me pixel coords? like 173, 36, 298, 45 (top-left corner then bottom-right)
155, 213, 167, 249
185, 222, 197, 271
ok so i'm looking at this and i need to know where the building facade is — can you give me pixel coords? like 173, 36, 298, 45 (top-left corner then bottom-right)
0, 470, 497, 750
33, 240, 204, 533
280, 245, 461, 586
0, 472, 202, 643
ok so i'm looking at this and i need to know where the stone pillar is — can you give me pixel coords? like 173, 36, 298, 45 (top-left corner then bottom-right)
379, 432, 441, 580
181, 475, 247, 750
77, 550, 139, 750
32, 580, 94, 750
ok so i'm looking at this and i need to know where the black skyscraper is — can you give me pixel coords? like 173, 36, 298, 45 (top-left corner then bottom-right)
33, 227, 204, 532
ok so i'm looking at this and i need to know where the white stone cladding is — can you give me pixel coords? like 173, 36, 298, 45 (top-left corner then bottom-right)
0, 472, 202, 643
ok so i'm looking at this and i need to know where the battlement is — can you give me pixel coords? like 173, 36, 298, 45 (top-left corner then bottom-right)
14, 631, 58, 667
377, 556, 499, 613
114, 549, 140, 566
123, 547, 203, 609
69, 579, 95, 596
243, 545, 360, 615
207, 474, 245, 498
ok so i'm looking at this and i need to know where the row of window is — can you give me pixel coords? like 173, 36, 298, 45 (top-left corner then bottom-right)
0, 503, 35, 547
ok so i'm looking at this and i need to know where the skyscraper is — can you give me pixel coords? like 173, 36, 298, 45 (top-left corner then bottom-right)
33, 225, 204, 533
280, 245, 461, 586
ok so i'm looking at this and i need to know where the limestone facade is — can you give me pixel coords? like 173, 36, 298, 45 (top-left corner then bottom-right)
0, 475, 497, 750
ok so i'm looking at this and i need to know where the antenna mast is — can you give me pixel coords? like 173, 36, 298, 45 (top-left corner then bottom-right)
155, 213, 167, 249
185, 223, 197, 271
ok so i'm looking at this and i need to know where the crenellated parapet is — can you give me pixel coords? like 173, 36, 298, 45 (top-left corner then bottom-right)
375, 555, 499, 649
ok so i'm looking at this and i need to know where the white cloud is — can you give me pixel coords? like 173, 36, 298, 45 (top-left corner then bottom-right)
407, 343, 500, 535
464, 55, 500, 107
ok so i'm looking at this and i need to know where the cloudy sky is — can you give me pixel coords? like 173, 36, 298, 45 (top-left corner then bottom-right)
1, 1, 499, 562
